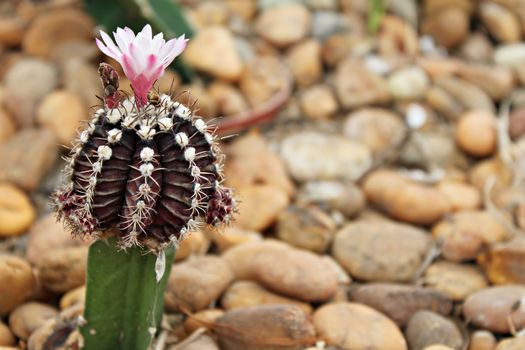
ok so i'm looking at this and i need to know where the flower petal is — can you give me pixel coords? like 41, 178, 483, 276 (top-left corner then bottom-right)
96, 38, 120, 61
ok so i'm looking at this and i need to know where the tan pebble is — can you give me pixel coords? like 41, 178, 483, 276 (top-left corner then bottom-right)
478, 236, 525, 284
388, 66, 429, 100
216, 305, 315, 350
457, 63, 515, 101
209, 226, 262, 253
9, 302, 58, 340
0, 108, 16, 143
350, 283, 452, 327
433, 210, 508, 261
344, 108, 406, 157
235, 184, 289, 232
184, 26, 243, 81
36, 247, 88, 293
469, 330, 496, 350
423, 346, 455, 350
378, 15, 418, 58
221, 281, 312, 314
255, 3, 311, 48
239, 56, 290, 107
224, 0, 257, 20
423, 261, 488, 301
62, 58, 102, 108
0, 321, 15, 346
495, 337, 525, 350
59, 285, 85, 310
0, 255, 35, 316
171, 333, 219, 350
194, 1, 229, 27
460, 33, 493, 63
165, 255, 234, 312
176, 230, 209, 261
456, 110, 497, 157
363, 170, 449, 225
436, 76, 494, 115
469, 158, 513, 192
314, 302, 407, 350
299, 84, 338, 119
22, 8, 94, 58
183, 309, 224, 334
406, 311, 465, 350
437, 180, 481, 211
26, 214, 89, 266
0, 183, 35, 237
321, 33, 352, 67
333, 220, 430, 282
207, 81, 248, 116
422, 7, 469, 48
36, 90, 87, 144
276, 205, 336, 253
479, 2, 521, 43
286, 39, 322, 87
463, 285, 525, 334
0, 17, 26, 47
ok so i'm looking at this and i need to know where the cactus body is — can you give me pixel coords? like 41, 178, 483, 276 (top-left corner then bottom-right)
53, 95, 234, 251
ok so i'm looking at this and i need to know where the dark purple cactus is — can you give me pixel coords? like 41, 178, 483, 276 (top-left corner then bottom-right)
52, 66, 235, 251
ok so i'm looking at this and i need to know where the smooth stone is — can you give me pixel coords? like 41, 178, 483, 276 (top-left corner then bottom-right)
388, 66, 430, 100
0, 256, 35, 316
281, 131, 372, 182
405, 311, 464, 350
286, 39, 321, 87
478, 236, 525, 284
333, 220, 431, 282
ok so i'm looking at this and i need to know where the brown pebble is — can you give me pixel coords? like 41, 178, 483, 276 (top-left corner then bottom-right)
9, 302, 58, 340
36, 247, 87, 293
183, 309, 224, 334
456, 110, 497, 157
59, 285, 85, 310
469, 330, 496, 350
0, 182, 35, 237
0, 255, 35, 316
0, 321, 15, 346
478, 236, 525, 284
405, 311, 465, 350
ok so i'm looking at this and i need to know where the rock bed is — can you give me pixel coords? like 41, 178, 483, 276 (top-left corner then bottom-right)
1, 0, 525, 349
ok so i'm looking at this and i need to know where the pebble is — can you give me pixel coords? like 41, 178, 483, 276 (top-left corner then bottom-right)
423, 261, 488, 301
194, 1, 229, 27
0, 108, 16, 143
313, 302, 407, 350
297, 180, 365, 218
335, 58, 391, 109
478, 236, 525, 284
62, 58, 102, 109
435, 76, 494, 115
405, 311, 464, 350
255, 3, 312, 48
165, 255, 234, 312
469, 330, 497, 350
280, 131, 372, 182
455, 110, 497, 157
184, 309, 224, 334
0, 255, 35, 316
36, 90, 87, 145
175, 230, 209, 262
321, 33, 352, 67
216, 305, 315, 350
494, 44, 525, 85
26, 214, 89, 265
239, 56, 290, 107
234, 184, 289, 231
333, 220, 430, 282
224, 0, 257, 20
388, 66, 430, 100
463, 285, 525, 333
378, 15, 419, 58
0, 128, 58, 191
311, 11, 350, 40
0, 182, 35, 237
299, 84, 338, 119
221, 281, 312, 314
351, 283, 452, 327
479, 2, 521, 43
363, 170, 450, 225
421, 7, 469, 48
432, 210, 507, 261
436, 181, 481, 211
457, 64, 514, 101
495, 337, 525, 350
22, 8, 93, 58
207, 81, 249, 116
468, 157, 513, 192
223, 240, 338, 302
172, 334, 219, 350
36, 246, 88, 293
286, 39, 321, 87
224, 132, 294, 196
276, 205, 336, 253
0, 16, 25, 47
0, 321, 14, 347
184, 26, 243, 81
509, 107, 525, 140
3, 58, 58, 126
209, 227, 262, 253
460, 33, 493, 63
59, 285, 85, 310
8, 302, 58, 340
343, 108, 407, 157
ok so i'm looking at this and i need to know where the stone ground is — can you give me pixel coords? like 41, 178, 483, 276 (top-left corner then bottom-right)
1, 0, 525, 349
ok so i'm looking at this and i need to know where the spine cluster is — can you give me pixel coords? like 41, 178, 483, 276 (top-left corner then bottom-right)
53, 94, 234, 251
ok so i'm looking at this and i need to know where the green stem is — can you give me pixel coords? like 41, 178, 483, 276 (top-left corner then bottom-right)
80, 238, 175, 350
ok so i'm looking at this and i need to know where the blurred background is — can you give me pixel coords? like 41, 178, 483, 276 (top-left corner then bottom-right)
1, 0, 525, 349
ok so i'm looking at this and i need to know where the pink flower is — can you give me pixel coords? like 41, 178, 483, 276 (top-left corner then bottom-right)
96, 24, 187, 107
